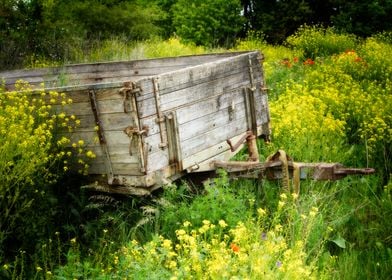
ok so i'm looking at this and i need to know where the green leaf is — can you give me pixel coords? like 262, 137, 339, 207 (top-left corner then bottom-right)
331, 235, 346, 249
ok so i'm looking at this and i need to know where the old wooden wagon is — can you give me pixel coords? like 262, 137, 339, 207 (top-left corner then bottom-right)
1, 51, 271, 194
1, 51, 374, 195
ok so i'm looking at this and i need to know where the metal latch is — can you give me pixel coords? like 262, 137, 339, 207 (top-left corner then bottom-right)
123, 125, 149, 156
124, 126, 149, 137
152, 78, 168, 149
123, 125, 149, 173
119, 81, 141, 113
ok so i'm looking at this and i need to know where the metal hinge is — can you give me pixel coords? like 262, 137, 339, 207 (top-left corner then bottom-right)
123, 126, 149, 138
260, 82, 268, 92
89, 89, 114, 184
152, 78, 168, 149
123, 125, 149, 173
119, 81, 142, 113
165, 111, 182, 170
243, 87, 258, 136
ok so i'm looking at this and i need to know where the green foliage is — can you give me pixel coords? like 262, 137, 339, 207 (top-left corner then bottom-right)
67, 0, 164, 41
151, 171, 256, 240
242, 0, 392, 44
52, 179, 334, 279
172, 0, 244, 47
371, 31, 392, 44
2, 1, 392, 70
143, 37, 207, 58
0, 0, 165, 70
0, 85, 56, 256
245, 0, 314, 43
286, 25, 358, 59
0, 82, 89, 273
270, 30, 392, 178
331, 0, 392, 37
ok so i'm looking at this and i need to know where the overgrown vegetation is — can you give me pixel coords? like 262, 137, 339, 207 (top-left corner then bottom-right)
0, 26, 391, 279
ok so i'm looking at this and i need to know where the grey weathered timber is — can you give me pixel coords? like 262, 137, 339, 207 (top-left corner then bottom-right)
0, 51, 270, 195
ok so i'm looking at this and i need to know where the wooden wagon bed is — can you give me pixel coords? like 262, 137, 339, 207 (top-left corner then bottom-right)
1, 51, 270, 195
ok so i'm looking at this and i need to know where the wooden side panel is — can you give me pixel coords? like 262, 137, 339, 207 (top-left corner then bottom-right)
0, 51, 270, 189
56, 86, 147, 176
138, 51, 267, 173
0, 52, 245, 90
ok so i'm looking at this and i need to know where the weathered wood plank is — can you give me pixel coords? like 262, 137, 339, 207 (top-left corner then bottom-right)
137, 84, 269, 154
50, 88, 122, 104
64, 130, 127, 146
32, 52, 264, 119
137, 70, 257, 118
139, 82, 268, 137
58, 99, 124, 116
74, 112, 136, 132
134, 53, 259, 101
89, 162, 141, 175
255, 89, 270, 126
180, 116, 248, 159
91, 149, 139, 164
175, 87, 247, 125
178, 102, 247, 142
64, 129, 169, 171
1, 52, 253, 89
57, 84, 266, 136
181, 132, 249, 170
146, 150, 169, 173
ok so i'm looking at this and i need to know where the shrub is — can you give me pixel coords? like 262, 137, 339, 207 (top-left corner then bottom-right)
54, 190, 334, 279
172, 0, 244, 47
0, 82, 81, 261
268, 40, 392, 177
286, 25, 358, 59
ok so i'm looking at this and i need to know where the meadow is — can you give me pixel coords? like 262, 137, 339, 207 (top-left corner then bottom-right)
0, 26, 391, 279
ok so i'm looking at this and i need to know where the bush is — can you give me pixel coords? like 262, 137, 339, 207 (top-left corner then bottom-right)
172, 0, 244, 47
286, 25, 358, 59
54, 181, 335, 279
0, 82, 83, 262
268, 38, 392, 178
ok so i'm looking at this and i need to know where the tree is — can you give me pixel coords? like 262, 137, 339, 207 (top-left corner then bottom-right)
66, 0, 164, 41
242, 0, 392, 43
243, 0, 313, 43
0, 0, 166, 69
172, 0, 245, 47
331, 0, 392, 37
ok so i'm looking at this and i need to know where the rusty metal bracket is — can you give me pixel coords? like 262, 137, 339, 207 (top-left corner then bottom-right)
228, 99, 235, 121
296, 163, 375, 181
245, 55, 258, 135
119, 81, 141, 113
213, 150, 375, 195
123, 125, 149, 171
89, 89, 114, 184
123, 126, 149, 137
165, 111, 183, 171
227, 131, 259, 162
248, 55, 255, 89
119, 81, 148, 174
243, 87, 258, 136
152, 78, 168, 149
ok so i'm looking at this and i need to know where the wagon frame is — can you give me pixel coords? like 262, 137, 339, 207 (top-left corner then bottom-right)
0, 51, 374, 195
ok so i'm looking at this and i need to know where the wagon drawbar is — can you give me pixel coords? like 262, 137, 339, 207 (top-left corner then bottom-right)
0, 51, 374, 195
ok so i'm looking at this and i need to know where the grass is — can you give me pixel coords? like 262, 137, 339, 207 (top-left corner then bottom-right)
1, 26, 391, 279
